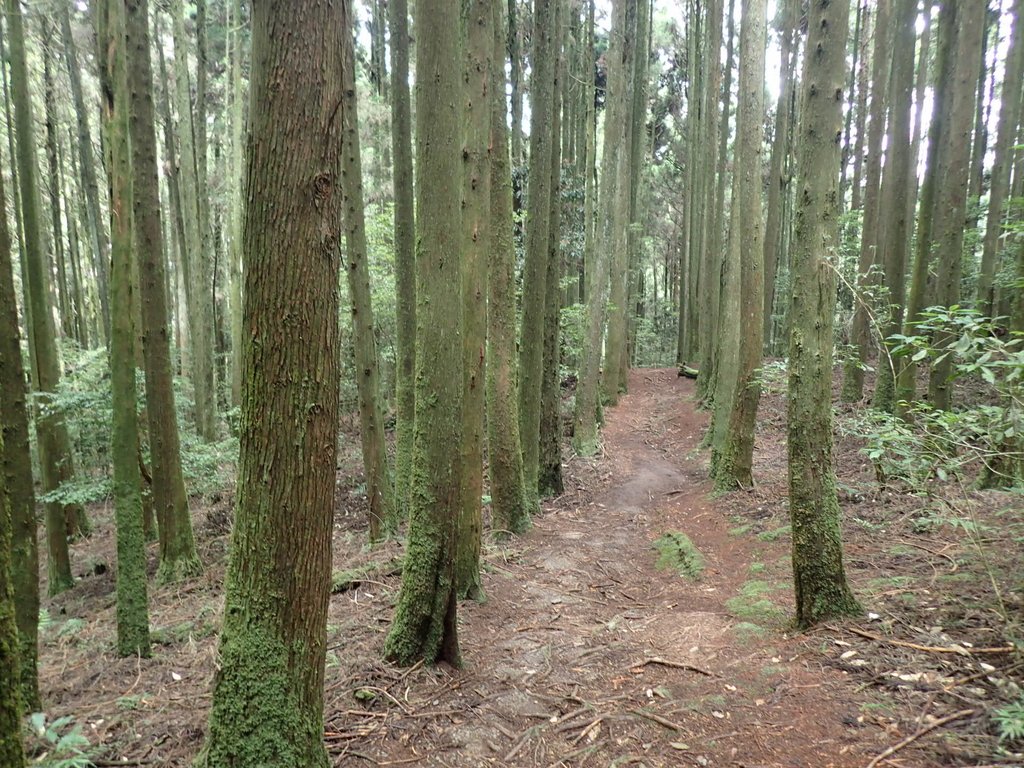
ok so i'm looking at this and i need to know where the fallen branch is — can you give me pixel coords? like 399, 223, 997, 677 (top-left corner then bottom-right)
331, 557, 403, 594
633, 656, 716, 677
629, 709, 684, 731
504, 724, 542, 762
846, 626, 1016, 655
865, 709, 974, 768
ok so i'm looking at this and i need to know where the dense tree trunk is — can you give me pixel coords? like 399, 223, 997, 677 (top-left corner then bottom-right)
843, 0, 892, 402
202, 1, 345, 763
60, 3, 110, 344
458, 0, 492, 599
872, 0, 918, 412
389, 0, 416, 519
788, 0, 861, 629
7, 0, 84, 592
927, 3, 987, 411
382, 0, 464, 668
0, 134, 39, 710
487, 0, 530, 536
340, 17, 395, 543
98, 0, 152, 659
170, 0, 218, 442
228, 0, 245, 408
0, 421, 26, 768
126, 0, 202, 583
977, 0, 1024, 318
711, 0, 766, 491
41, 44, 70, 341
518, 0, 557, 507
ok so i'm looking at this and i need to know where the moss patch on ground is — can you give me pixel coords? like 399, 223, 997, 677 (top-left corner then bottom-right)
653, 532, 705, 580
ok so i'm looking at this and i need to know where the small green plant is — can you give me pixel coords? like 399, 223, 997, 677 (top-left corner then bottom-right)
994, 696, 1024, 743
25, 713, 96, 768
653, 532, 705, 580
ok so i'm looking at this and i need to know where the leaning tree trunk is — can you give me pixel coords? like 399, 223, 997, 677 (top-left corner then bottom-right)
340, 15, 395, 542
0, 133, 39, 710
98, 0, 151, 658
202, 1, 345, 764
487, 0, 530, 536
6, 0, 84, 591
788, 0, 861, 629
382, 0, 464, 668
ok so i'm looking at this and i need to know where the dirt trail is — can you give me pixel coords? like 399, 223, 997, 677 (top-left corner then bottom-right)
339, 368, 877, 767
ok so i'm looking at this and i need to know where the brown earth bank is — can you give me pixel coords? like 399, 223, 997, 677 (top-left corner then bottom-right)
35, 367, 1024, 767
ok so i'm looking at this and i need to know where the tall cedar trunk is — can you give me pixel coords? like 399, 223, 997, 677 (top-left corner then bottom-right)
509, 0, 524, 167
603, 0, 638, 401
580, 0, 596, 305
487, 0, 530, 536
518, 0, 556, 507
843, 0, 892, 402
60, 142, 88, 347
788, 0, 861, 629
458, 0, 492, 598
60, 3, 111, 343
573, 0, 631, 455
872, 0, 918, 412
712, 0, 766, 491
41, 46, 70, 340
0, 137, 39, 709
762, 0, 797, 348
927, 3, 986, 411
126, 0, 202, 582
849, 2, 871, 215
228, 0, 244, 408
98, 0, 152, 658
679, 0, 704, 365
906, 5, 932, 267
170, 0, 218, 441
340, 17, 395, 542
539, 0, 565, 498
977, 0, 1024, 318
840, 0, 863, 199
389, 0, 416, 518
382, 0, 463, 668
0, 422, 25, 767
201, 1, 344, 763
6, 0, 83, 592
697, 0, 735, 408
897, 3, 956, 411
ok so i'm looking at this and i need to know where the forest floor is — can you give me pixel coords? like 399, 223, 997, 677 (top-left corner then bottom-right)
36, 368, 1024, 767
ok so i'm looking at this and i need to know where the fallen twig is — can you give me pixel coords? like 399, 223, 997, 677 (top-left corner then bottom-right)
633, 656, 716, 677
503, 724, 542, 762
864, 709, 974, 768
629, 708, 683, 731
846, 626, 1016, 655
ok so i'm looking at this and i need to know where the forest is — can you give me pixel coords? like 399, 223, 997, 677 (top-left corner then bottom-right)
0, 0, 1023, 765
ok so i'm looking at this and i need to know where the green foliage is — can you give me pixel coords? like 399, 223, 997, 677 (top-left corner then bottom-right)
652, 531, 704, 579
994, 696, 1024, 743
24, 714, 95, 768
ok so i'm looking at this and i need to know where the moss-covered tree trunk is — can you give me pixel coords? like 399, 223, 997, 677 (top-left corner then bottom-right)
927, 3, 986, 412
340, 16, 395, 543
125, 0, 201, 583
457, 0, 492, 598
842, 0, 892, 403
539, 0, 565, 498
518, 0, 556, 509
788, 0, 861, 630
0, 131, 39, 710
98, 0, 151, 658
976, 0, 1024, 319
6, 0, 84, 591
389, 0, 416, 519
60, 3, 110, 344
712, 0, 766, 491
487, 0, 530, 536
202, 2, 345, 764
382, 0, 464, 668
573, 0, 631, 455
41, 45, 71, 341
872, 0, 918, 412
170, 0, 217, 442
0, 424, 26, 768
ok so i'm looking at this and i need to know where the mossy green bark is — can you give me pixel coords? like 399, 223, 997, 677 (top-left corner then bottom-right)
99, 0, 151, 658
383, 0, 464, 667
0, 427, 26, 768
389, 0, 416, 522
203, 1, 345, 763
126, 0, 202, 584
518, 0, 556, 509
0, 154, 39, 708
341, 23, 395, 542
6, 0, 82, 595
486, 0, 530, 537
787, 0, 861, 630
